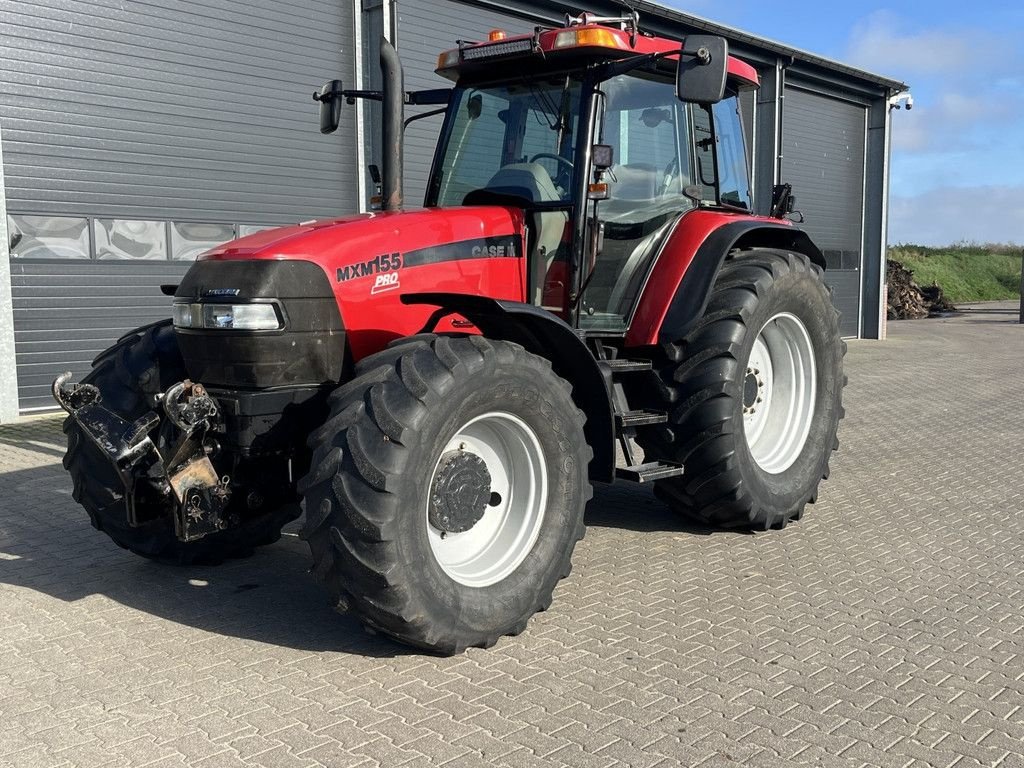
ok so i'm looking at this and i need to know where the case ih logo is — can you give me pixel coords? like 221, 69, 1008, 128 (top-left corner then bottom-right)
471, 243, 511, 257
336, 252, 403, 283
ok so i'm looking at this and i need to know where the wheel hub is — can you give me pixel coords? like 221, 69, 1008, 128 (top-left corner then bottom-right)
742, 367, 764, 413
742, 312, 817, 474
426, 411, 548, 588
428, 450, 492, 534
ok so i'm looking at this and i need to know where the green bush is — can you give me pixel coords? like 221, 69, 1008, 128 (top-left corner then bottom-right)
888, 243, 1023, 303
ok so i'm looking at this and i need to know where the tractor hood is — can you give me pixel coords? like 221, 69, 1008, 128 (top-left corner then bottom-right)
202, 207, 525, 267
193, 206, 528, 360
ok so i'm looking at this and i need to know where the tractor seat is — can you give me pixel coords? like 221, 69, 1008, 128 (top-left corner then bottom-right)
464, 163, 568, 305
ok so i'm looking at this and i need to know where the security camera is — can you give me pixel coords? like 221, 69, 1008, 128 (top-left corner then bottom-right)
889, 91, 913, 111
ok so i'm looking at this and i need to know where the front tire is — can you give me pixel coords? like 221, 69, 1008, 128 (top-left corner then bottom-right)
299, 335, 592, 654
634, 249, 845, 529
62, 321, 301, 564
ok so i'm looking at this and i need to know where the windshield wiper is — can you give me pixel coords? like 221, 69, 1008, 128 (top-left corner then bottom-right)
528, 85, 560, 130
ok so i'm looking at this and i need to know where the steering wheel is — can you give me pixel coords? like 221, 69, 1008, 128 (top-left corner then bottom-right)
529, 153, 574, 172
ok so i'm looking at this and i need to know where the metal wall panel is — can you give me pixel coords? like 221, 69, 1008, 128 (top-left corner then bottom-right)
2, 0, 355, 411
781, 86, 866, 336
10, 260, 189, 410
1, 0, 355, 223
394, 0, 539, 206
821, 269, 860, 336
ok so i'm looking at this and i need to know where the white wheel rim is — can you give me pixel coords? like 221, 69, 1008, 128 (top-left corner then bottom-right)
426, 411, 547, 588
743, 312, 817, 474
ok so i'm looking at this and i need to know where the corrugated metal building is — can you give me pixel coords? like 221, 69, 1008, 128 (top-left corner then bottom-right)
0, 0, 907, 418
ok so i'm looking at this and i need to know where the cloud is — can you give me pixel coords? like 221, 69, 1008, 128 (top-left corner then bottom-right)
843, 10, 1022, 155
844, 10, 1012, 77
889, 186, 1024, 246
842, 10, 1024, 241
890, 91, 1019, 153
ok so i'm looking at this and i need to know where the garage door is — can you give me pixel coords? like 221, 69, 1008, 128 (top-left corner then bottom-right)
781, 86, 866, 337
394, 0, 553, 206
2, 0, 355, 410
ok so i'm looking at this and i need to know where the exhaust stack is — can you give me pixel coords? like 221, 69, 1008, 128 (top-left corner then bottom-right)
380, 38, 404, 212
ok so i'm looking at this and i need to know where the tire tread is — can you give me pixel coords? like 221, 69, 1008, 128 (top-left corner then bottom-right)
639, 249, 846, 529
300, 335, 592, 654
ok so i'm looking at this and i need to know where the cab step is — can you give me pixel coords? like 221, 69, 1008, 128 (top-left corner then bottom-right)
616, 461, 685, 483
597, 349, 683, 483
601, 358, 652, 373
615, 409, 668, 428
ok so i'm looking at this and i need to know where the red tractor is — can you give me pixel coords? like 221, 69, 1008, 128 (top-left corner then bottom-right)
54, 13, 844, 654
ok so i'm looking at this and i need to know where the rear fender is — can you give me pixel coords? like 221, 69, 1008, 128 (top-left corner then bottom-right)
401, 293, 615, 484
627, 217, 826, 347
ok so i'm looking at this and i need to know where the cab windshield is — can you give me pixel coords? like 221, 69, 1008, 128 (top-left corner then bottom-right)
431, 78, 583, 207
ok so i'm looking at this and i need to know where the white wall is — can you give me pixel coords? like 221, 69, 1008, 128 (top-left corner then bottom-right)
0, 123, 20, 422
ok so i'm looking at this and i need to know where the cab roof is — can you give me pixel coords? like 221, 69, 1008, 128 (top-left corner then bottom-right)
437, 22, 760, 88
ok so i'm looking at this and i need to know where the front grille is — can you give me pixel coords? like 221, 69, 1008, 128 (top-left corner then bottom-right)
173, 260, 345, 389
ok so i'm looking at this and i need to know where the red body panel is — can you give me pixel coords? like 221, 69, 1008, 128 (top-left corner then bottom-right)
201, 207, 526, 360
198, 206, 789, 357
626, 209, 789, 347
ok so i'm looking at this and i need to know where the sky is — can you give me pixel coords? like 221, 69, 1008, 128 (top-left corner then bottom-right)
665, 0, 1024, 246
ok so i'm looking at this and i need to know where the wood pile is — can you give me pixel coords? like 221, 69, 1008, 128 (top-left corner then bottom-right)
886, 260, 956, 319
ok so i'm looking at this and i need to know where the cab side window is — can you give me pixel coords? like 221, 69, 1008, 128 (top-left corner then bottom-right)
692, 104, 717, 204
691, 93, 753, 210
436, 90, 510, 205
713, 95, 752, 210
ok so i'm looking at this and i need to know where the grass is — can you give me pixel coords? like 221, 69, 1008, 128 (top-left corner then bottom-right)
888, 243, 1023, 303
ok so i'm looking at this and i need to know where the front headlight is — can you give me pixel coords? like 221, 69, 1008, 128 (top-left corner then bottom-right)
172, 302, 195, 328
172, 302, 282, 330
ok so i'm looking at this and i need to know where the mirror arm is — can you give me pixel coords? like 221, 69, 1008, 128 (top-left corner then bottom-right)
406, 88, 452, 106
594, 41, 726, 100
595, 48, 712, 83
595, 51, 665, 82
345, 90, 382, 104
312, 89, 383, 104
404, 107, 447, 129
314, 88, 451, 107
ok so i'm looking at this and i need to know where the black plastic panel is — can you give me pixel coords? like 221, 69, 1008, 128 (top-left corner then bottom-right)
174, 260, 345, 389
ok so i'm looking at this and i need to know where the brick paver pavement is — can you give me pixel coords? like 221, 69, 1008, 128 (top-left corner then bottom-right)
1, 304, 1022, 768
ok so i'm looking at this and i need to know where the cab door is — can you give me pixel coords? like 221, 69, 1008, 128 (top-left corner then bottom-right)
577, 71, 696, 332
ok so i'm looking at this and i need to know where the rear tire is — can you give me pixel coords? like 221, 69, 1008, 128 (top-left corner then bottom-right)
299, 335, 591, 654
62, 321, 300, 564
634, 249, 845, 529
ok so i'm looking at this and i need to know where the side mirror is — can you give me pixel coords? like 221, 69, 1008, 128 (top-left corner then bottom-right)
314, 80, 345, 134
676, 35, 728, 104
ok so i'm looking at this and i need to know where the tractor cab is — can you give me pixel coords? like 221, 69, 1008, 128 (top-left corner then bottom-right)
428, 13, 759, 331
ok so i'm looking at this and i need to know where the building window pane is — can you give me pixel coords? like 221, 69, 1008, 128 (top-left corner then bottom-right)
238, 224, 276, 238
94, 219, 167, 260
170, 222, 235, 261
7, 215, 90, 259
